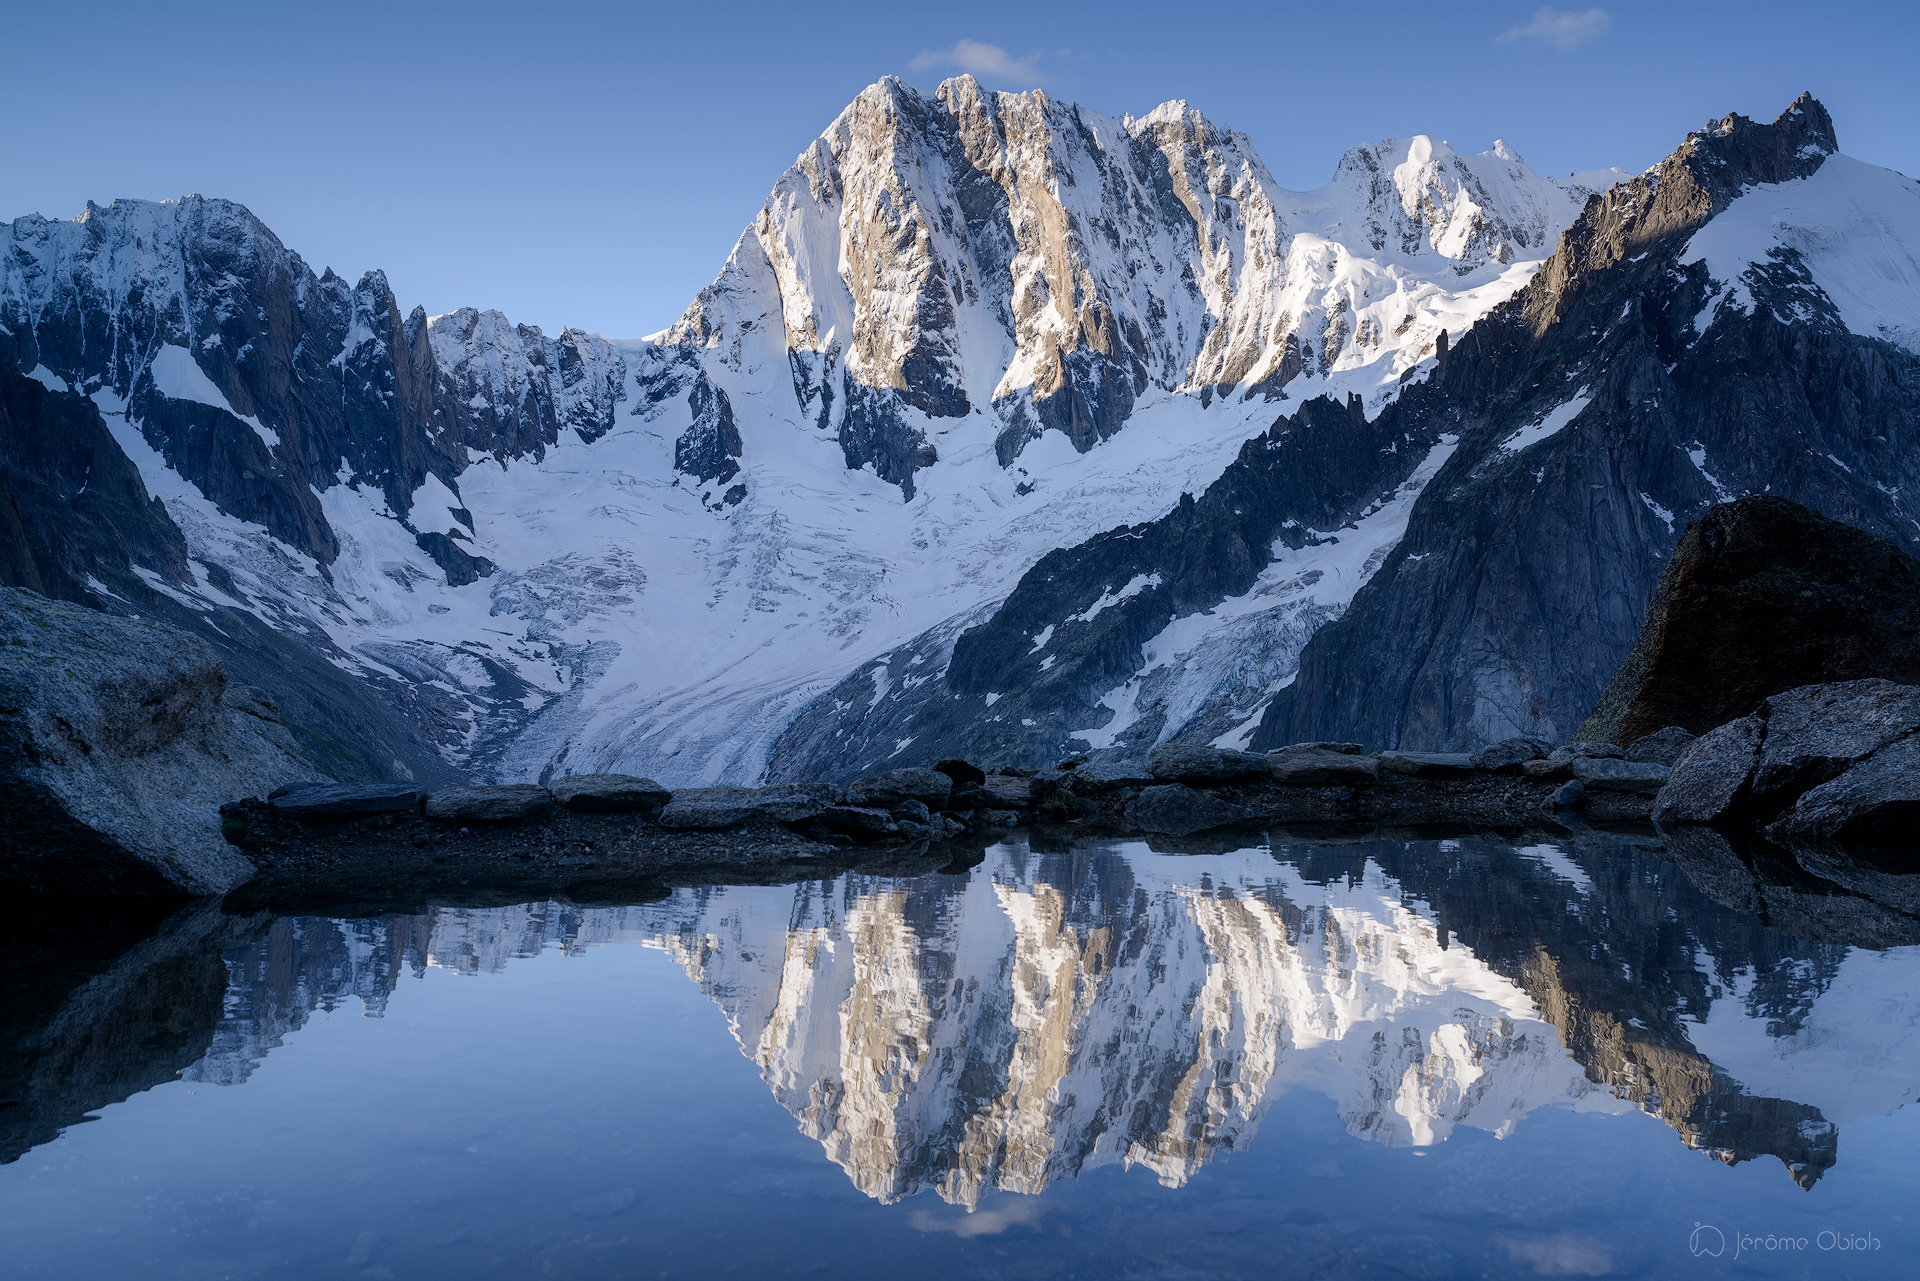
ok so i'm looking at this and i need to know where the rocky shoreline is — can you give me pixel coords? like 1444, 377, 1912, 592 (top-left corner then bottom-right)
219, 736, 1680, 908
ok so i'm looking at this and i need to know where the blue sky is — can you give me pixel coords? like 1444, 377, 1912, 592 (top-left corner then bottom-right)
3, 1, 1913, 338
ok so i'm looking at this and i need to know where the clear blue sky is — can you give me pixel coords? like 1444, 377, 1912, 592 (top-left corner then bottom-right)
3, 1, 1913, 339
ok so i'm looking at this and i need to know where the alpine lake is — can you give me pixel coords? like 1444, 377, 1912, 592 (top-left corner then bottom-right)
3, 826, 1915, 1280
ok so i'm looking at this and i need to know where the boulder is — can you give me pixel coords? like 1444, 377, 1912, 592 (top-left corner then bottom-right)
978, 775, 1032, 807
1146, 744, 1269, 784
549, 774, 671, 814
424, 785, 552, 823
1652, 716, 1765, 825
1768, 730, 1920, 848
1520, 757, 1574, 780
1569, 757, 1670, 796
1027, 769, 1071, 801
1580, 496, 1920, 746
1127, 784, 1251, 836
1269, 750, 1379, 786
1072, 760, 1154, 791
892, 799, 933, 824
814, 805, 898, 839
933, 758, 986, 786
1561, 742, 1625, 760
656, 786, 828, 830
269, 783, 423, 820
1271, 741, 1365, 756
1470, 737, 1552, 772
1749, 680, 1920, 814
1623, 727, 1696, 766
1377, 751, 1475, 779
848, 767, 953, 810
975, 808, 1022, 828
1552, 779, 1586, 809
0, 586, 323, 898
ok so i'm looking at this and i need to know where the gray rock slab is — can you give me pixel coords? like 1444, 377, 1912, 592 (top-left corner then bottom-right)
1470, 737, 1552, 772
424, 785, 552, 823
1753, 680, 1920, 810
1377, 751, 1475, 779
847, 768, 952, 809
656, 786, 825, 830
1571, 757, 1671, 795
1147, 744, 1269, 784
549, 774, 671, 813
1652, 715, 1765, 825
270, 783, 423, 820
1768, 732, 1920, 847
1269, 750, 1379, 786
1072, 760, 1155, 791
1127, 784, 1252, 836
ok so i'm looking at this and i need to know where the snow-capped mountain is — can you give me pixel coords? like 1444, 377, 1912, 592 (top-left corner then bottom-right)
787, 94, 1920, 771
0, 75, 1623, 785
169, 836, 1920, 1195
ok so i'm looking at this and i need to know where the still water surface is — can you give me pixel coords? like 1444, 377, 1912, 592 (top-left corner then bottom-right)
3, 832, 1917, 1279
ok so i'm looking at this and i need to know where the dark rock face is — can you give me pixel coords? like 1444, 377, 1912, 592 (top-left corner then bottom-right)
0, 349, 192, 600
1255, 96, 1920, 752
674, 376, 744, 485
1581, 497, 1920, 746
0, 586, 320, 898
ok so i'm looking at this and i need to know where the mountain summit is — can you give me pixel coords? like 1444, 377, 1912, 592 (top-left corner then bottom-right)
8, 87, 1911, 784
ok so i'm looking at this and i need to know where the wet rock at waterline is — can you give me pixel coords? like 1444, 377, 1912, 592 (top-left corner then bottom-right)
1127, 785, 1252, 837
424, 785, 554, 823
549, 775, 672, 814
267, 783, 424, 821
1653, 680, 1920, 851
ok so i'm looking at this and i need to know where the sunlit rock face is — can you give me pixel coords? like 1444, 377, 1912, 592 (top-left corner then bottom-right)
162, 837, 1920, 1199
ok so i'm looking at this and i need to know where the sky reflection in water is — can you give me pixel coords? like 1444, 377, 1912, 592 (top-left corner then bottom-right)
2, 832, 1917, 1279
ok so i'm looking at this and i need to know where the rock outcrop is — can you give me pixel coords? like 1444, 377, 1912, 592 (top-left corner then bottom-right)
1581, 497, 1920, 746
0, 586, 321, 897
1653, 679, 1920, 849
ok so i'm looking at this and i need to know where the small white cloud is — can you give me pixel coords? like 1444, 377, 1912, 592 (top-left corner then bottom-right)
908, 39, 1044, 84
1497, 7, 1611, 52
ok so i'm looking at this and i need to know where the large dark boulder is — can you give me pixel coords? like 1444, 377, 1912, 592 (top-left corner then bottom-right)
1582, 497, 1920, 747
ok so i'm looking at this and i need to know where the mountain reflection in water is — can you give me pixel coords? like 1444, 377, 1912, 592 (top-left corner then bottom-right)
6, 833, 1918, 1208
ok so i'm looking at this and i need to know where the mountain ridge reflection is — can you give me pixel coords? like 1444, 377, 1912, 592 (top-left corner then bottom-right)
7, 834, 1918, 1205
